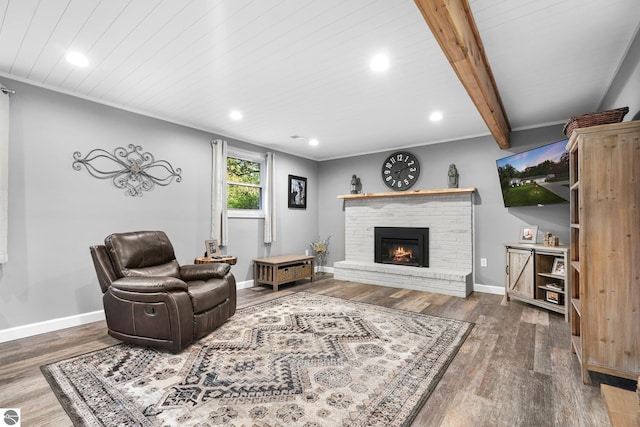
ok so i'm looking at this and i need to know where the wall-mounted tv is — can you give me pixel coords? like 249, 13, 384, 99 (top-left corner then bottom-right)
496, 139, 570, 207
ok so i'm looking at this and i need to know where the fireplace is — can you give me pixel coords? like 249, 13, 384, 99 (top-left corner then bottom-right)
375, 227, 429, 267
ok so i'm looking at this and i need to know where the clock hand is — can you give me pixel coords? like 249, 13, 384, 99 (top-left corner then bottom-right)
394, 165, 409, 175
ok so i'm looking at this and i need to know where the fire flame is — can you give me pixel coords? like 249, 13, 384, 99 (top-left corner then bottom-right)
391, 246, 413, 262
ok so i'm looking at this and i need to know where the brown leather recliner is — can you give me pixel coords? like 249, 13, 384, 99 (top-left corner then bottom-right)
90, 230, 236, 352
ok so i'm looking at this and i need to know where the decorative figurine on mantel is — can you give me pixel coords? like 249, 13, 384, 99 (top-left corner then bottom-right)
447, 164, 459, 188
350, 174, 361, 194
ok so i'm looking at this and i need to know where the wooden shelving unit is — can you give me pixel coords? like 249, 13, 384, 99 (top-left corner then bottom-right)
567, 121, 640, 384
505, 243, 569, 321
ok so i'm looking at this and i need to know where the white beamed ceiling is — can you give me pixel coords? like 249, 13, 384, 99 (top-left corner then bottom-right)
0, 0, 638, 160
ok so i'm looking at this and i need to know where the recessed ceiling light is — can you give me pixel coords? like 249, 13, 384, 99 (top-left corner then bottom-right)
429, 111, 444, 122
308, 138, 319, 146
370, 53, 389, 72
65, 51, 88, 67
229, 110, 243, 120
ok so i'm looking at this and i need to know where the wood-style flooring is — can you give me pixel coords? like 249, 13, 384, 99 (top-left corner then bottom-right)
0, 276, 630, 426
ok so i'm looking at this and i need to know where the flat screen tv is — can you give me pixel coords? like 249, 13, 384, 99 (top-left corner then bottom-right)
496, 139, 570, 207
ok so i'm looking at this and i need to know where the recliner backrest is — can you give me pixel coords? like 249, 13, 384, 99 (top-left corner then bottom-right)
105, 230, 180, 279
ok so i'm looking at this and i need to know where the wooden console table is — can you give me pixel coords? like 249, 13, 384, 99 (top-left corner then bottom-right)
253, 254, 315, 292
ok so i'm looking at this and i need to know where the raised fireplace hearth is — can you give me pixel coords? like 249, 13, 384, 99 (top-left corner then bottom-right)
375, 227, 429, 267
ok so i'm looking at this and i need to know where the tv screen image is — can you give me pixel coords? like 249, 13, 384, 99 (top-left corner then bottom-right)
496, 139, 570, 207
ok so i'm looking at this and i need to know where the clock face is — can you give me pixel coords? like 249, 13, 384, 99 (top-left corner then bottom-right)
381, 151, 420, 190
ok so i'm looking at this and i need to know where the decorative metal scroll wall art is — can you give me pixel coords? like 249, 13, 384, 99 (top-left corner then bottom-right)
72, 144, 182, 197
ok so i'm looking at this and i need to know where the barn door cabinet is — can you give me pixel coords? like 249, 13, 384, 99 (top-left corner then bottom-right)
505, 243, 569, 321
567, 121, 640, 384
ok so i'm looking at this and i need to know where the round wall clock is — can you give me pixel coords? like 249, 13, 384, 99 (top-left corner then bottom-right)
381, 151, 420, 191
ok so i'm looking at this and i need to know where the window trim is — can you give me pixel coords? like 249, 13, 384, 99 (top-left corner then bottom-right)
227, 147, 266, 219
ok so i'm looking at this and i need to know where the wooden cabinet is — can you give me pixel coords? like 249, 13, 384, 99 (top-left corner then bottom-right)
505, 243, 569, 321
567, 121, 640, 384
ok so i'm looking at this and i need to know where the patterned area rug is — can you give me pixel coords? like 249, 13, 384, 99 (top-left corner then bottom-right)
42, 292, 473, 426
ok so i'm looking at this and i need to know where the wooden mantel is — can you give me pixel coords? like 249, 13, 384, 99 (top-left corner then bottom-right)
337, 187, 476, 200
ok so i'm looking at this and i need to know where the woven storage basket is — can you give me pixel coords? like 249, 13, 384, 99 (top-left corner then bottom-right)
563, 106, 629, 137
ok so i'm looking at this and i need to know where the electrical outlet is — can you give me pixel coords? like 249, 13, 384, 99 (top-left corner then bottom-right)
480, 258, 488, 267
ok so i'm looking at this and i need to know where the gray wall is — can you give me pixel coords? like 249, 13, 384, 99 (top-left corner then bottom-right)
599, 27, 640, 119
0, 78, 318, 329
318, 125, 571, 288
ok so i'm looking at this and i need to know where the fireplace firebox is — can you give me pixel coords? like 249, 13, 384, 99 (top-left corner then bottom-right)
374, 227, 429, 267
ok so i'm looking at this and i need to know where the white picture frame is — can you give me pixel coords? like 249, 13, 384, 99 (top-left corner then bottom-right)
519, 225, 538, 243
552, 258, 565, 276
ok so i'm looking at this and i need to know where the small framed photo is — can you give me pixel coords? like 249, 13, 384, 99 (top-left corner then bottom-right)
205, 239, 219, 258
545, 290, 564, 305
519, 225, 538, 243
551, 258, 565, 276
288, 175, 307, 209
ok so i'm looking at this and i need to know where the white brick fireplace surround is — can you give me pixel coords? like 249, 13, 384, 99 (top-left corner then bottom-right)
334, 188, 475, 297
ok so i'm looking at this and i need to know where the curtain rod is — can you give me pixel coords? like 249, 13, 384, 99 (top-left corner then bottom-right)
1, 87, 15, 95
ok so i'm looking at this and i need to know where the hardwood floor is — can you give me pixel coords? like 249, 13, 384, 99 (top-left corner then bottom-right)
0, 276, 629, 426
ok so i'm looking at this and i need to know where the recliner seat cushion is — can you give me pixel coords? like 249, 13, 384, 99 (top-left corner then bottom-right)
187, 279, 231, 313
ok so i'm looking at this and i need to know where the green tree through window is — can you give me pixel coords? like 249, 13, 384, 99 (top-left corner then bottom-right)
227, 156, 262, 209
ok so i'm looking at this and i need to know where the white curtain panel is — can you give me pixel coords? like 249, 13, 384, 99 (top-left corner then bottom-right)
211, 139, 228, 247
263, 152, 276, 244
0, 88, 8, 263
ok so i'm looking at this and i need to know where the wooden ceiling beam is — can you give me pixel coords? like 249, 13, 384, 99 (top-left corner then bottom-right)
414, 0, 511, 148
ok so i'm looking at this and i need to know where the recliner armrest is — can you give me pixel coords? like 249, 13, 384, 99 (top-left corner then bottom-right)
180, 263, 231, 281
110, 276, 188, 293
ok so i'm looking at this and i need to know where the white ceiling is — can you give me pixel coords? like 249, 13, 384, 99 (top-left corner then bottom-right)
0, 0, 638, 160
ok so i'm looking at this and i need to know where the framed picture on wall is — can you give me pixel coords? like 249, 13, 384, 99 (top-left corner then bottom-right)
519, 225, 538, 243
288, 175, 307, 209
205, 239, 219, 258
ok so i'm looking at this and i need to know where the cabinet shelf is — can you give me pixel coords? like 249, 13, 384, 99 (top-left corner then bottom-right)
538, 272, 565, 280
537, 284, 565, 294
570, 223, 580, 229
571, 298, 581, 316
509, 293, 565, 313
571, 336, 583, 361
570, 260, 581, 273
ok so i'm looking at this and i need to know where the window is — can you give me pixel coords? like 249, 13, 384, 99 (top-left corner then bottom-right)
227, 149, 265, 218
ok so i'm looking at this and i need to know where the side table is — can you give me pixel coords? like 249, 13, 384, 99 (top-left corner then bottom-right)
253, 254, 314, 292
194, 256, 237, 265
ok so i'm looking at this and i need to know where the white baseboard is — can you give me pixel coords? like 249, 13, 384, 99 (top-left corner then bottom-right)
236, 279, 254, 290
0, 310, 106, 344
473, 283, 505, 295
